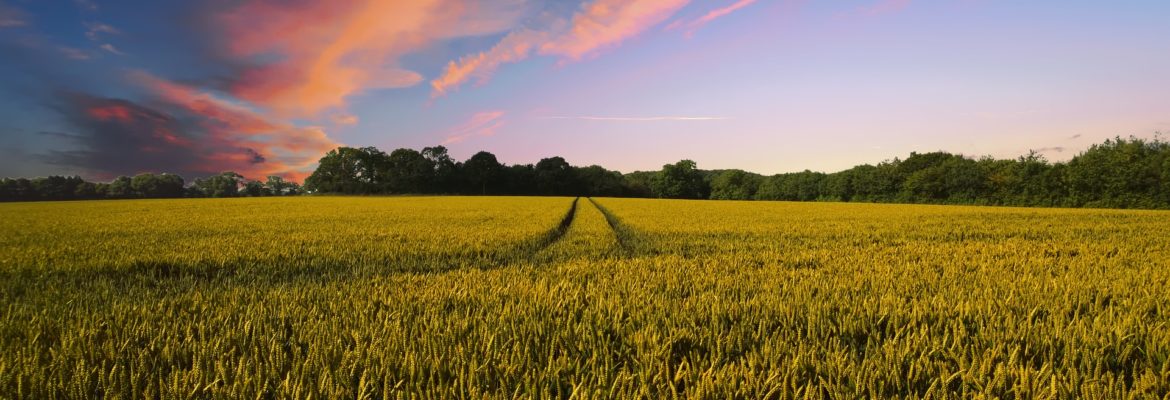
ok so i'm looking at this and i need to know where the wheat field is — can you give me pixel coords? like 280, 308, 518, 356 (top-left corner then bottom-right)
1, 197, 1168, 398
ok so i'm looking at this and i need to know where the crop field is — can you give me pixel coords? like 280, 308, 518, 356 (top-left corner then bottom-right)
1, 197, 1169, 398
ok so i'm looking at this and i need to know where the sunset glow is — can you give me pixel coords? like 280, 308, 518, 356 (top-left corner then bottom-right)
1, 0, 1168, 181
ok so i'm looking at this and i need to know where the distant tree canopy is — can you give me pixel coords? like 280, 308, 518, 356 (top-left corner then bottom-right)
301, 145, 636, 197
5, 135, 1170, 209
0, 171, 300, 202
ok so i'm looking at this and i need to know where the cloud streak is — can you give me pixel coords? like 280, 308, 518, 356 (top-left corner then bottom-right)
442, 111, 506, 145
431, 0, 690, 97
666, 0, 756, 37
99, 43, 124, 55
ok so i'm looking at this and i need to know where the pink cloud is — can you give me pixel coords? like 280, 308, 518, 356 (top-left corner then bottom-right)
431, 0, 690, 98
541, 0, 689, 61
129, 71, 341, 181
667, 0, 757, 37
215, 0, 524, 118
432, 29, 547, 97
442, 111, 507, 145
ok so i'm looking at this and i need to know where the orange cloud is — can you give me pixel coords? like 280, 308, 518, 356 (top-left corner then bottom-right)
130, 71, 341, 181
431, 0, 689, 97
432, 29, 547, 97
667, 0, 756, 37
217, 0, 525, 118
541, 0, 688, 61
442, 111, 506, 145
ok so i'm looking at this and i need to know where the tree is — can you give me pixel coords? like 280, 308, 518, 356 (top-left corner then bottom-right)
238, 180, 263, 196
422, 145, 459, 193
264, 176, 291, 196
107, 176, 134, 199
385, 148, 434, 193
535, 156, 579, 196
463, 151, 504, 195
130, 173, 184, 198
304, 147, 388, 194
651, 160, 709, 199
576, 165, 625, 197
0, 178, 35, 201
621, 171, 655, 198
503, 164, 537, 195
30, 176, 85, 200
194, 172, 244, 197
710, 170, 761, 200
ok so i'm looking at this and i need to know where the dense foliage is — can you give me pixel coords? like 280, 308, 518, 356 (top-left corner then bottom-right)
2, 197, 1167, 397
5, 135, 1170, 209
0, 172, 301, 201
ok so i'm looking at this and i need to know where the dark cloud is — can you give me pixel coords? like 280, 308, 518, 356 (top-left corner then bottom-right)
38, 92, 273, 180
243, 147, 265, 164
40, 93, 202, 180
1033, 146, 1065, 153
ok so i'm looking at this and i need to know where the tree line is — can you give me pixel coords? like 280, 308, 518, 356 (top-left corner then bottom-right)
3, 136, 1169, 209
0, 172, 301, 201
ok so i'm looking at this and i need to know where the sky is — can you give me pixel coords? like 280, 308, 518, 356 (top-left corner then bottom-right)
1, 0, 1168, 182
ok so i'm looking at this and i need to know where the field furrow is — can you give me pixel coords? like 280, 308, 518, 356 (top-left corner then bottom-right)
534, 197, 621, 262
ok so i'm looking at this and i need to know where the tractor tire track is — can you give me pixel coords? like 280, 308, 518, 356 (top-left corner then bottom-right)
587, 197, 637, 256
530, 197, 579, 257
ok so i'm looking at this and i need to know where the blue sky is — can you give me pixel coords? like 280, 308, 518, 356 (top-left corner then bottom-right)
1, 0, 1168, 181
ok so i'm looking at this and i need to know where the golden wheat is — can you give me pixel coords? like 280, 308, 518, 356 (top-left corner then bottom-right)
0, 196, 1167, 398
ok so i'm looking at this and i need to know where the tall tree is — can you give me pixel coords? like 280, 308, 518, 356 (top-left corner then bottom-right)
463, 151, 504, 195
535, 156, 579, 196
651, 160, 709, 199
385, 148, 434, 193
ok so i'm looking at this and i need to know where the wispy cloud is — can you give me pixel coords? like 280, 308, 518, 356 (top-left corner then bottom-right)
666, 0, 756, 37
541, 0, 689, 61
431, 29, 548, 97
541, 115, 729, 121
431, 0, 690, 97
84, 22, 119, 40
216, 0, 525, 118
442, 111, 506, 145
0, 1, 29, 28
99, 43, 125, 55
